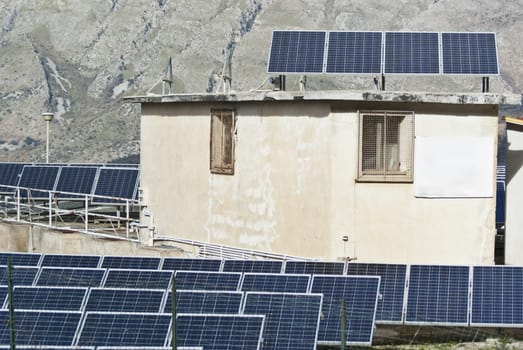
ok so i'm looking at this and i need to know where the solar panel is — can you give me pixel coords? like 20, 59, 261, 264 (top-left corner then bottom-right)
162, 258, 222, 272
346, 263, 407, 323
77, 312, 171, 347
101, 256, 161, 270
267, 30, 326, 74
41, 254, 101, 268
406, 265, 470, 325
17, 165, 61, 198
0, 252, 41, 266
0, 266, 39, 285
310, 275, 380, 346
92, 167, 139, 204
36, 267, 106, 287
243, 292, 322, 350
176, 314, 264, 350
103, 269, 173, 289
384, 32, 440, 74
165, 290, 243, 314
222, 259, 283, 273
441, 32, 499, 75
54, 166, 98, 199
86, 288, 165, 313
240, 273, 310, 293
0, 310, 82, 346
174, 271, 241, 291
10, 286, 88, 311
0, 162, 27, 194
284, 261, 345, 275
0, 286, 6, 306
326, 31, 382, 74
471, 266, 523, 326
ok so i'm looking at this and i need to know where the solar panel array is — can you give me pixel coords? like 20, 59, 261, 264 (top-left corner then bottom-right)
268, 30, 499, 75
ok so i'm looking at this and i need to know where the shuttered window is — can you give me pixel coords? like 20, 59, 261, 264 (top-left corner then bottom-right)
210, 109, 236, 175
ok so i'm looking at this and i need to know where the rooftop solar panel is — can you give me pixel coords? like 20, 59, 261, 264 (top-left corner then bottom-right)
0, 163, 27, 194
101, 256, 161, 270
406, 265, 470, 325
92, 167, 139, 204
441, 32, 499, 75
165, 290, 243, 314
243, 292, 322, 350
310, 275, 380, 346
17, 165, 61, 198
0, 252, 41, 266
0, 310, 82, 346
9, 286, 88, 311
36, 267, 106, 287
284, 261, 345, 275
346, 263, 407, 323
103, 269, 173, 289
54, 166, 98, 199
41, 254, 101, 268
86, 288, 165, 313
268, 30, 326, 74
471, 266, 523, 327
222, 259, 283, 273
0, 266, 39, 285
176, 314, 264, 350
77, 312, 171, 347
162, 258, 222, 272
174, 271, 241, 291
384, 32, 440, 74
240, 273, 310, 293
326, 31, 382, 74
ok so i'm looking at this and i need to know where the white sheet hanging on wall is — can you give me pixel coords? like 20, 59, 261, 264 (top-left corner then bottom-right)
414, 137, 495, 198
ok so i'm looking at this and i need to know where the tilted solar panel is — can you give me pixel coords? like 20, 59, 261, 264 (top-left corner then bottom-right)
441, 32, 499, 75
176, 314, 264, 350
0, 252, 41, 266
86, 288, 165, 313
406, 265, 470, 325
310, 275, 380, 346
103, 269, 173, 289
242, 292, 322, 350
101, 256, 161, 270
268, 30, 326, 74
0, 266, 39, 285
222, 260, 283, 273
240, 273, 310, 293
36, 267, 106, 287
384, 32, 440, 74
175, 271, 241, 291
284, 261, 345, 275
54, 166, 98, 199
10, 286, 88, 311
41, 254, 101, 268
165, 290, 243, 314
162, 258, 222, 272
326, 31, 382, 74
0, 163, 27, 194
17, 165, 61, 198
92, 167, 139, 204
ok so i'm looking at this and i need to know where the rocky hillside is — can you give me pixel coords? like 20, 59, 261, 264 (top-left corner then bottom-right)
0, 0, 522, 163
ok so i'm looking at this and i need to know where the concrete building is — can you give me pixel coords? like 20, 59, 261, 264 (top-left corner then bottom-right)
125, 90, 520, 265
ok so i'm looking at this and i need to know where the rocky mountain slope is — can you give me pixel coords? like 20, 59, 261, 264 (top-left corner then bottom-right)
0, 0, 522, 163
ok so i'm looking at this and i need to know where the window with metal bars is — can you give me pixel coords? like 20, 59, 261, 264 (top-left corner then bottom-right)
358, 111, 414, 182
210, 109, 236, 175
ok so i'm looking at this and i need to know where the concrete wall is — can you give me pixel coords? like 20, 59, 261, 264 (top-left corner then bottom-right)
140, 100, 498, 264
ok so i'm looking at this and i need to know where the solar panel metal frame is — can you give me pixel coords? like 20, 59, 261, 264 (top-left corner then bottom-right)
441, 32, 500, 75
54, 166, 99, 200
325, 31, 383, 74
222, 259, 283, 273
7, 286, 88, 311
240, 273, 311, 293
161, 258, 222, 272
85, 288, 166, 313
103, 269, 173, 289
36, 267, 107, 287
101, 255, 161, 270
165, 290, 244, 314
91, 167, 140, 205
41, 254, 101, 268
174, 271, 242, 291
16, 165, 62, 199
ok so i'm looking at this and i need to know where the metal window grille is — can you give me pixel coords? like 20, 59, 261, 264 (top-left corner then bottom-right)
210, 109, 236, 175
358, 111, 414, 182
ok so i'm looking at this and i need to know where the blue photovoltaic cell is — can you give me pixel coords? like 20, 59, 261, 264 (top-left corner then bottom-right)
102, 256, 161, 270
41, 254, 101, 268
103, 269, 172, 289
175, 271, 241, 291
284, 261, 345, 275
0, 163, 27, 194
268, 30, 326, 73
310, 275, 380, 346
92, 167, 139, 203
0, 266, 39, 285
384, 32, 440, 74
496, 181, 506, 225
0, 252, 41, 266
17, 165, 61, 198
77, 312, 171, 347
471, 266, 523, 326
54, 166, 98, 199
11, 286, 87, 311
326, 31, 382, 74
176, 314, 264, 350
86, 288, 165, 313
346, 263, 407, 323
406, 265, 470, 325
243, 292, 322, 350
0, 310, 82, 346
442, 32, 499, 75
36, 267, 106, 287
222, 260, 283, 274
162, 258, 222, 272
165, 291, 243, 314
240, 273, 310, 293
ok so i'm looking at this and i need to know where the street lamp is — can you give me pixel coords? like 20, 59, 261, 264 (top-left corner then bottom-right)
41, 112, 54, 163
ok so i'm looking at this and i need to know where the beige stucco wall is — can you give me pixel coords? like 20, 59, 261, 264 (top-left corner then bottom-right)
140, 100, 498, 265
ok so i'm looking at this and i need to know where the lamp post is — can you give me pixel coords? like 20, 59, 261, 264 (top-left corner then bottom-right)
41, 112, 54, 163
